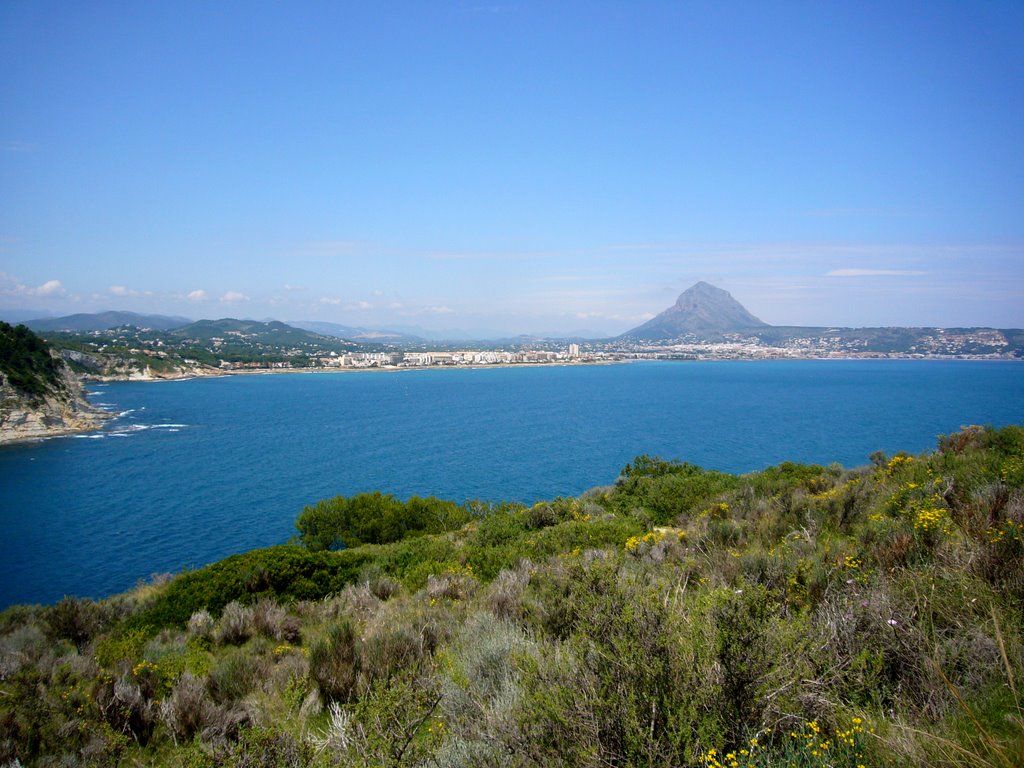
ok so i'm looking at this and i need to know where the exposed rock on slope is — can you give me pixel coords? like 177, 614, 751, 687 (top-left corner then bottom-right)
61, 348, 221, 381
0, 323, 112, 444
1, 365, 112, 444
622, 281, 768, 339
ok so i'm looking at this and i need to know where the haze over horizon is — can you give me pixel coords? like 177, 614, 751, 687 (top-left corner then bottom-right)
2, 2, 1023, 336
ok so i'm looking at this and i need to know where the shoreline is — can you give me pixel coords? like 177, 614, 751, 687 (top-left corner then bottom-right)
0, 406, 114, 447
80, 353, 1023, 385
82, 358, 631, 383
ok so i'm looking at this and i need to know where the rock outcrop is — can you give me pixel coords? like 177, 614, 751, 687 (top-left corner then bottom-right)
0, 355, 112, 445
61, 348, 220, 381
621, 282, 768, 340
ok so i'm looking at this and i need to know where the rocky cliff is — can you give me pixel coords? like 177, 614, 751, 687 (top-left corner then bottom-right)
0, 323, 113, 444
1, 368, 112, 444
61, 348, 221, 381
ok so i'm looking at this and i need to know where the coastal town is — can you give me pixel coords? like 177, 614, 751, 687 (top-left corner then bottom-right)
34, 321, 1023, 381
12, 283, 1023, 381
225, 327, 1022, 373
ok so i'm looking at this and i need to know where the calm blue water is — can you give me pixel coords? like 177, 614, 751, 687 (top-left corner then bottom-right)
1, 360, 1022, 608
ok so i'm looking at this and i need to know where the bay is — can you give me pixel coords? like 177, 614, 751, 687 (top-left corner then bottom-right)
1, 360, 1022, 609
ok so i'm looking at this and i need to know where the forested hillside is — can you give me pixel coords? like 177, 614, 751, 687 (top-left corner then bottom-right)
0, 322, 66, 402
1, 425, 1022, 767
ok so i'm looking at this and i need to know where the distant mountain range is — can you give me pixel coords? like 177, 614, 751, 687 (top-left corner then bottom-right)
620, 282, 767, 339
26, 311, 191, 332
617, 282, 1023, 355
9, 285, 1023, 352
161, 319, 364, 354
16, 311, 606, 344
287, 320, 426, 345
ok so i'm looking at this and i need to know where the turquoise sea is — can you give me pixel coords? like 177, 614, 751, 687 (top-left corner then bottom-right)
1, 360, 1023, 608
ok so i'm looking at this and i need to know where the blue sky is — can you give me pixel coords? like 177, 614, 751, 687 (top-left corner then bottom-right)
2, 1, 1022, 335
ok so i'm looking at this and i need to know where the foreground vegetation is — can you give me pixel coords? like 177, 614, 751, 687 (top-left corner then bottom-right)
43, 319, 365, 375
0, 323, 66, 403
2, 425, 1023, 767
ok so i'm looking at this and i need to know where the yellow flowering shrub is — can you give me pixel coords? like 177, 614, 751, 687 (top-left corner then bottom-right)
624, 530, 667, 552
702, 717, 872, 767
885, 454, 913, 475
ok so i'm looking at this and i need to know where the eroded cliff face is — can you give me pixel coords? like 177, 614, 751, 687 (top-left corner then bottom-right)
61, 348, 221, 381
0, 360, 112, 445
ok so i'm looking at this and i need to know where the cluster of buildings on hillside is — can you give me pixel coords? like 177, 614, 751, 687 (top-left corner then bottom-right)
610, 331, 1019, 360
211, 331, 1019, 370
89, 332, 1020, 374
313, 344, 588, 369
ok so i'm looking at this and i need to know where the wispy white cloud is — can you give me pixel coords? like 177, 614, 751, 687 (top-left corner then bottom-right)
424, 305, 455, 314
604, 243, 679, 251
575, 311, 652, 322
426, 251, 499, 261
31, 279, 65, 297
318, 297, 372, 310
0, 274, 66, 298
299, 241, 363, 257
186, 289, 208, 302
826, 268, 928, 277
804, 207, 905, 218
220, 291, 248, 303
109, 285, 140, 297
0, 140, 36, 153
424, 248, 550, 262
534, 274, 605, 283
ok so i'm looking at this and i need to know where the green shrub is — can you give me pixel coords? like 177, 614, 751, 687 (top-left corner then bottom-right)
43, 596, 107, 651
613, 457, 741, 524
208, 648, 266, 704
130, 546, 375, 629
0, 321, 66, 401
712, 584, 777, 744
295, 492, 469, 550
5, 424, 1024, 767
226, 726, 313, 767
309, 619, 360, 702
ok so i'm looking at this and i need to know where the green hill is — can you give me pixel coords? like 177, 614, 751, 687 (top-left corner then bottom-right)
0, 321, 67, 402
170, 318, 358, 348
26, 311, 191, 333
1, 425, 1022, 767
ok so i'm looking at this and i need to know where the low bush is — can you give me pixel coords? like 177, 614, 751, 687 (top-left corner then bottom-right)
309, 619, 361, 703
129, 546, 376, 629
216, 601, 254, 645
295, 492, 470, 550
2, 424, 1022, 767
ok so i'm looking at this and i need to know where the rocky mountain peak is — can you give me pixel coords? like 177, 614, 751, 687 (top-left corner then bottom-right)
622, 282, 768, 339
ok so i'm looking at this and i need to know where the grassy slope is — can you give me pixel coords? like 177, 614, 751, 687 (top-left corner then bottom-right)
1, 425, 1022, 767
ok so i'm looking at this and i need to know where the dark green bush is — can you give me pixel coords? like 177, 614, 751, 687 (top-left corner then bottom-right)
0, 321, 66, 401
208, 649, 266, 704
295, 492, 469, 550
130, 546, 375, 630
4, 424, 1023, 767
43, 596, 107, 650
612, 457, 741, 524
712, 584, 777, 743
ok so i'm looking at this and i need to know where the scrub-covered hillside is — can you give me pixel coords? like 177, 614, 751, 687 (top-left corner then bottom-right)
1, 424, 1022, 767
